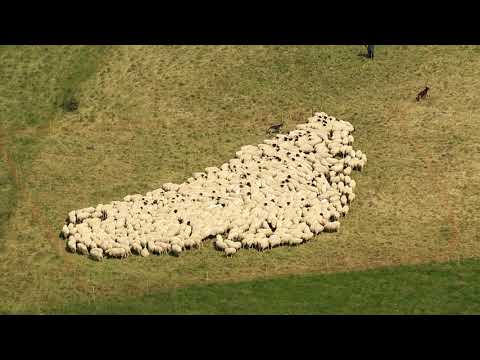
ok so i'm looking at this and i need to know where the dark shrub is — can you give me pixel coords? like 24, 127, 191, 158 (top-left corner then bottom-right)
62, 96, 78, 112
60, 89, 79, 112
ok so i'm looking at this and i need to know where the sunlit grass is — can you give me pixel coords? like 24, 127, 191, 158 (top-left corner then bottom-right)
0, 45, 479, 313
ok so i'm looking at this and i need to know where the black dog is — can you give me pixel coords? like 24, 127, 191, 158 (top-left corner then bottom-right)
416, 86, 430, 102
267, 122, 284, 134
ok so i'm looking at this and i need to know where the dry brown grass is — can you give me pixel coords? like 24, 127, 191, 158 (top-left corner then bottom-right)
1, 45, 479, 313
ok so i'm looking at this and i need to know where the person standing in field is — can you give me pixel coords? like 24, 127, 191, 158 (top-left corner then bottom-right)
367, 45, 375, 59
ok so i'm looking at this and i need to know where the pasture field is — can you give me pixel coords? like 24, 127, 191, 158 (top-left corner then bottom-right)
0, 45, 479, 314
48, 259, 480, 314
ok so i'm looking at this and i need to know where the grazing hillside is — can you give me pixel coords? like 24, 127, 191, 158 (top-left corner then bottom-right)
0, 45, 479, 314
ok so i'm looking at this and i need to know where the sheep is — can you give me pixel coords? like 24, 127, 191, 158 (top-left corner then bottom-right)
225, 240, 242, 250
162, 183, 180, 192
117, 243, 132, 255
61, 225, 70, 239
310, 222, 324, 235
131, 242, 143, 255
324, 221, 341, 232
116, 237, 130, 246
106, 247, 128, 259
68, 211, 77, 225
347, 192, 356, 203
215, 239, 227, 251
245, 237, 257, 248
300, 228, 314, 241
290, 237, 303, 246
183, 238, 195, 249
61, 111, 366, 260
89, 248, 103, 261
350, 179, 357, 190
76, 243, 89, 256
171, 244, 182, 256
147, 240, 156, 253
257, 239, 270, 251
267, 235, 280, 248
66, 239, 77, 253
224, 247, 237, 256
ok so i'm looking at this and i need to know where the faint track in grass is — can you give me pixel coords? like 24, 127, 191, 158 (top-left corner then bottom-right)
1, 123, 70, 259
0, 131, 94, 311
394, 102, 462, 261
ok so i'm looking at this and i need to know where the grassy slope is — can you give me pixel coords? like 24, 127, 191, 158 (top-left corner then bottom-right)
0, 46, 109, 243
0, 45, 479, 313
0, 45, 109, 308
51, 259, 480, 314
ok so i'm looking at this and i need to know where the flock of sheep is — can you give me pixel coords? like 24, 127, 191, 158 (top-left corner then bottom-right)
60, 112, 367, 261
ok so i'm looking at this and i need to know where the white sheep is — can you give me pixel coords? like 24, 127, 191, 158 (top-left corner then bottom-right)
224, 247, 237, 256
171, 244, 182, 256
147, 240, 156, 253
131, 243, 143, 255
89, 248, 103, 261
77, 243, 89, 256
62, 111, 366, 260
61, 225, 70, 239
66, 239, 77, 253
256, 239, 269, 251
214, 240, 227, 251
227, 240, 242, 250
106, 247, 128, 259
324, 221, 340, 232
347, 192, 356, 203
68, 211, 77, 225
310, 222, 324, 235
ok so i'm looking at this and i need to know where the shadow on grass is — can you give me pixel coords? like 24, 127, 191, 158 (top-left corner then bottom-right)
357, 52, 372, 59
44, 258, 480, 315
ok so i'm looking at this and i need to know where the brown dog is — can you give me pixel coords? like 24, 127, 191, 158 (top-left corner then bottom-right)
416, 86, 430, 101
267, 122, 284, 135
